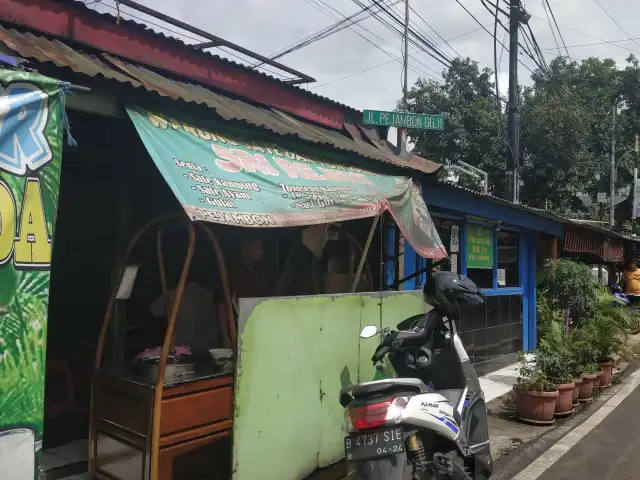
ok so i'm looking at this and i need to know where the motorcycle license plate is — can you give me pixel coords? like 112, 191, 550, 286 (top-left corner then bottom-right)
344, 427, 404, 461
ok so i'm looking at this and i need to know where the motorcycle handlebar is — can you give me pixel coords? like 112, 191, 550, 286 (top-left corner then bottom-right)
372, 345, 391, 363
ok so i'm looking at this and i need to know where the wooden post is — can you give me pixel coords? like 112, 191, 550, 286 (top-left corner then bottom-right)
351, 216, 379, 292
551, 236, 558, 273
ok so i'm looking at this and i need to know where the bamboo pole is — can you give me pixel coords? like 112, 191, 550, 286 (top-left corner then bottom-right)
197, 223, 236, 350
150, 222, 196, 480
89, 214, 181, 475
351, 216, 379, 292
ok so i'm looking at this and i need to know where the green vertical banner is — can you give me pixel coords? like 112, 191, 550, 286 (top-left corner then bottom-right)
466, 224, 493, 269
0, 70, 65, 479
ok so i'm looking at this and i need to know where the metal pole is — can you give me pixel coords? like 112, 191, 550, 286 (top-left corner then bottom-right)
506, 0, 520, 203
634, 134, 639, 235
610, 102, 616, 227
116, 0, 315, 83
352, 216, 380, 292
633, 167, 638, 235
397, 0, 410, 155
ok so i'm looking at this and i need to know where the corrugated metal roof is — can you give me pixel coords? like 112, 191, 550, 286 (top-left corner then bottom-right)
439, 180, 640, 243
0, 25, 441, 174
59, 0, 362, 115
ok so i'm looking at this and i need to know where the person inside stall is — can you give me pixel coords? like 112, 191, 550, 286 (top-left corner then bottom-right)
225, 234, 269, 312
276, 224, 330, 296
148, 260, 224, 358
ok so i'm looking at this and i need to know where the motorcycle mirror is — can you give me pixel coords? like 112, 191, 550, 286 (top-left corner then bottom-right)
360, 325, 378, 338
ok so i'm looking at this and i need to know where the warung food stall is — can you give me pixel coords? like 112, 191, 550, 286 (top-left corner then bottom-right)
89, 105, 447, 480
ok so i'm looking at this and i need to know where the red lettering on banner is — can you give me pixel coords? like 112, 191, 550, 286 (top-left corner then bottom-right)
274, 158, 327, 180
231, 149, 279, 176
318, 167, 374, 186
212, 145, 243, 173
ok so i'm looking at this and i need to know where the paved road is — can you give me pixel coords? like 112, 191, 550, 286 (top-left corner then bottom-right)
535, 381, 640, 480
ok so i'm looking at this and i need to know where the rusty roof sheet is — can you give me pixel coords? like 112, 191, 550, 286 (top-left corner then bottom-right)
0, 27, 141, 88
0, 25, 440, 175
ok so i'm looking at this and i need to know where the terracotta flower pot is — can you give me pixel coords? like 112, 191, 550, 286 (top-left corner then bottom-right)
594, 370, 603, 389
579, 373, 597, 402
515, 386, 558, 425
599, 361, 614, 388
554, 382, 575, 417
572, 378, 583, 407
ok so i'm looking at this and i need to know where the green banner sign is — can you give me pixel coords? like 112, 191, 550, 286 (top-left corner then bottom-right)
126, 106, 447, 259
0, 69, 65, 478
466, 225, 494, 269
363, 109, 445, 130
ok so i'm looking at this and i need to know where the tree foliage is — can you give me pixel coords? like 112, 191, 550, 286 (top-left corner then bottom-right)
406, 56, 640, 217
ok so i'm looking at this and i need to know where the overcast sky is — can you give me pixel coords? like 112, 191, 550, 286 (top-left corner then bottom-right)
91, 0, 640, 113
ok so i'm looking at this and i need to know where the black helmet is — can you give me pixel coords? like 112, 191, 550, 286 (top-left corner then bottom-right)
423, 271, 484, 318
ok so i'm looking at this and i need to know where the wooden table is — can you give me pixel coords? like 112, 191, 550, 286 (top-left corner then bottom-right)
90, 364, 233, 480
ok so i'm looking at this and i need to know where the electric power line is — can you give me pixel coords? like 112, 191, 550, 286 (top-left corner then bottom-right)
346, 0, 449, 76
265, 1, 400, 62
592, 0, 640, 51
310, 59, 396, 89
541, 0, 562, 57
529, 13, 640, 56
406, 4, 462, 58
302, 0, 441, 81
312, 23, 499, 90
540, 37, 640, 51
543, 0, 571, 60
454, 0, 535, 76
363, 0, 453, 67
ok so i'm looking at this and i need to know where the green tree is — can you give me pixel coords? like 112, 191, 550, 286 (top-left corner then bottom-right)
405, 58, 507, 197
405, 55, 640, 218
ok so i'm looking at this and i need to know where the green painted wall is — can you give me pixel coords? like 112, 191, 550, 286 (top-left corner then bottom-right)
233, 291, 423, 480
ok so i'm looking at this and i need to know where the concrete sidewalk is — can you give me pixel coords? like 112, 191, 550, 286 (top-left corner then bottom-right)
490, 332, 640, 477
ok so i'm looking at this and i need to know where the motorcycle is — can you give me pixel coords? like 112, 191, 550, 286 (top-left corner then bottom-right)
339, 272, 492, 479
610, 284, 630, 307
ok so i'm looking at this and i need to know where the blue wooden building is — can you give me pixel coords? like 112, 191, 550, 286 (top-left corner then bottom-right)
386, 181, 564, 375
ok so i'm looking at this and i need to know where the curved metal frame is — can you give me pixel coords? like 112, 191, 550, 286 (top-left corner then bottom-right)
89, 216, 233, 480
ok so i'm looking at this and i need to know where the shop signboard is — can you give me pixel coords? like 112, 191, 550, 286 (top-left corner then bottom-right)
466, 225, 494, 269
126, 106, 448, 259
0, 70, 65, 478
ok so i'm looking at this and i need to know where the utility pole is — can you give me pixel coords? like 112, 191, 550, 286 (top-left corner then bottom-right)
506, 0, 528, 204
610, 102, 616, 227
397, 0, 410, 155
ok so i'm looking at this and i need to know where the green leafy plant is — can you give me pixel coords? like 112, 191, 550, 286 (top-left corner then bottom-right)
538, 259, 600, 327
537, 321, 574, 384
570, 323, 601, 374
517, 352, 556, 392
537, 293, 563, 339
580, 363, 600, 375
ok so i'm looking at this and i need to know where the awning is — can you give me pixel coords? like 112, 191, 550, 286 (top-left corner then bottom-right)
564, 226, 625, 261
127, 106, 447, 259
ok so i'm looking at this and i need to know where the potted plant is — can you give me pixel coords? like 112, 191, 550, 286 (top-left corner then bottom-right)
570, 326, 600, 402
571, 369, 583, 408
538, 324, 575, 417
515, 353, 558, 425
589, 297, 630, 388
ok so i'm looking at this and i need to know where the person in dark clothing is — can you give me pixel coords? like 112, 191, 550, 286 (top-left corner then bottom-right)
276, 224, 330, 296
228, 235, 268, 301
